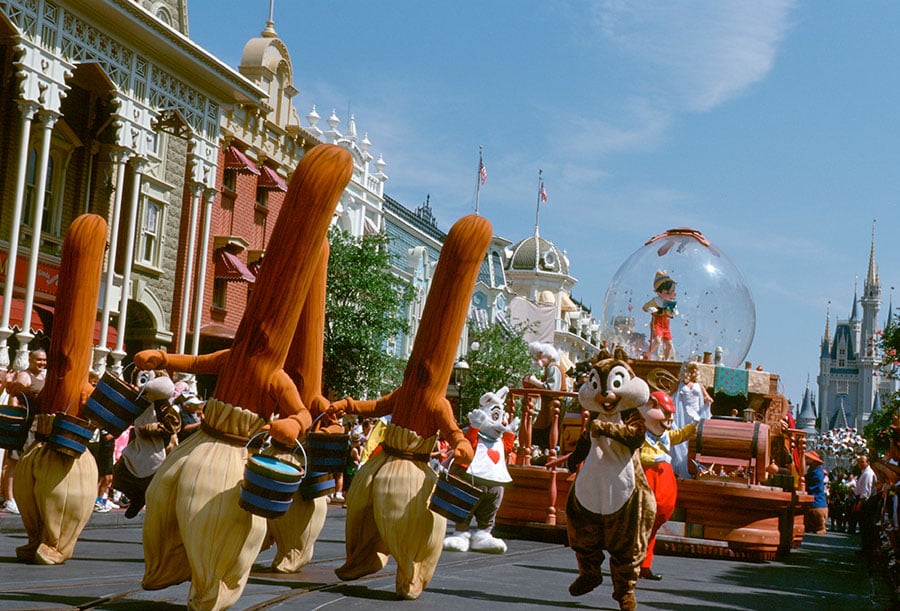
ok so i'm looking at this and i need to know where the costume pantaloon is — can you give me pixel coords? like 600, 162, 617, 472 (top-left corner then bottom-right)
566, 483, 655, 604
336, 423, 444, 599
641, 462, 677, 570
14, 414, 97, 565
265, 492, 328, 572
141, 399, 266, 611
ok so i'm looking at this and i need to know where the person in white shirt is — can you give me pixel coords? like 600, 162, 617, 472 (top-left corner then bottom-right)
854, 453, 879, 556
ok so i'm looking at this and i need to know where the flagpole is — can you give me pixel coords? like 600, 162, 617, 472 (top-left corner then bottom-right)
475, 146, 484, 216
534, 169, 542, 237
534, 169, 542, 272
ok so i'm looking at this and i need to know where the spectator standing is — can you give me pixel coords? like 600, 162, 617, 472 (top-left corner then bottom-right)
2, 349, 47, 514
854, 453, 879, 556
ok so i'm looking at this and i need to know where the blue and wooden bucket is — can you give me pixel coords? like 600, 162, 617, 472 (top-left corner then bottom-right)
239, 437, 306, 519
83, 371, 152, 437
0, 396, 29, 451
305, 431, 349, 472
428, 465, 483, 523
298, 471, 336, 500
48, 413, 94, 458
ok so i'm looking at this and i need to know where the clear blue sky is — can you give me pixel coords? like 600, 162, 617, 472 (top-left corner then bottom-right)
188, 1, 900, 408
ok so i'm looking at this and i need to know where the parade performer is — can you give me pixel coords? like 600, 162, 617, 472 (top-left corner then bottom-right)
132, 144, 352, 610
566, 348, 653, 611
638, 390, 696, 580
642, 271, 677, 361
13, 214, 106, 565
671, 360, 712, 479
523, 341, 568, 450
264, 238, 341, 573
332, 214, 492, 600
443, 386, 519, 554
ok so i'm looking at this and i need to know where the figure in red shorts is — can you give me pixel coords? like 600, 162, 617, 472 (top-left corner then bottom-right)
642, 271, 677, 360
638, 390, 696, 580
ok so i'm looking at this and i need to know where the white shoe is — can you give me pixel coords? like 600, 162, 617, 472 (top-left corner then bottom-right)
443, 531, 471, 552
469, 529, 507, 554
333, 492, 344, 502
94, 500, 111, 513
104, 498, 119, 509
3, 499, 19, 514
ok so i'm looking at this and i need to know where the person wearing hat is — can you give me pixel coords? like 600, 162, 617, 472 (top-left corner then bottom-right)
638, 390, 697, 580
642, 271, 677, 361
804, 451, 828, 534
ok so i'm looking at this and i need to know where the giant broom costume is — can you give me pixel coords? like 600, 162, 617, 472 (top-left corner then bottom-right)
133, 144, 352, 610
14, 214, 107, 564
333, 214, 492, 599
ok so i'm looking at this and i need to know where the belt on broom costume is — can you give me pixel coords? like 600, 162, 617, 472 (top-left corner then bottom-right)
332, 214, 492, 600
14, 215, 106, 565
133, 144, 352, 610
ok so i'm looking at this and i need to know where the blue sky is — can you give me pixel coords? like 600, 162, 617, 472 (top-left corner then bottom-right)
188, 1, 900, 408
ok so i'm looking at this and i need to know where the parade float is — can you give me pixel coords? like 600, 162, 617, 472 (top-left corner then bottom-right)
495, 228, 813, 561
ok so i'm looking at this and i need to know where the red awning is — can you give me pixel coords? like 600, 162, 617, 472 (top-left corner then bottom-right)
223, 145, 260, 175
258, 165, 288, 192
214, 249, 256, 283
0, 298, 117, 348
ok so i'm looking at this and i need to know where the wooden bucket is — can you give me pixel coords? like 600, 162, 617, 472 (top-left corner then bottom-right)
689, 418, 769, 473
428, 466, 483, 523
83, 371, 152, 437
0, 397, 29, 450
239, 437, 306, 519
298, 471, 336, 500
48, 413, 94, 458
305, 431, 349, 472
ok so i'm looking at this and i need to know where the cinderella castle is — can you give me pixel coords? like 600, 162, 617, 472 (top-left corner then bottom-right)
813, 227, 899, 434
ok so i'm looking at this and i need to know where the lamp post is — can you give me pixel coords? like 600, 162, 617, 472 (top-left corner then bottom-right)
451, 358, 469, 422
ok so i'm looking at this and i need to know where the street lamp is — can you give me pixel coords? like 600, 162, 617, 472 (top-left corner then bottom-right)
451, 359, 470, 422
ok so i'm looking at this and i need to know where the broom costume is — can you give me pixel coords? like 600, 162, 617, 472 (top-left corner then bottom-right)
264, 238, 339, 573
132, 144, 352, 610
332, 214, 492, 600
14, 214, 106, 565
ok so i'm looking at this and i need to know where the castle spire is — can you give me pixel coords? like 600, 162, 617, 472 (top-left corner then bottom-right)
866, 219, 879, 290
851, 277, 858, 320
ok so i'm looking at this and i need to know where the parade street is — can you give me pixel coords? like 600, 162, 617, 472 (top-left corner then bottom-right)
0, 504, 894, 611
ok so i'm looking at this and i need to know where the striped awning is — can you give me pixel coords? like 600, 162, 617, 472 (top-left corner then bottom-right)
214, 249, 256, 283
224, 145, 260, 175
258, 165, 288, 191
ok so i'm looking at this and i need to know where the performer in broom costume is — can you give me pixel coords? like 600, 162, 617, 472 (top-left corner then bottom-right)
132, 144, 352, 610
14, 214, 106, 564
263, 238, 342, 573
332, 214, 492, 599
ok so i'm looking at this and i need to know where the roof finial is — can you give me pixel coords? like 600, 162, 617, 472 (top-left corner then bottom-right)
262, 0, 277, 37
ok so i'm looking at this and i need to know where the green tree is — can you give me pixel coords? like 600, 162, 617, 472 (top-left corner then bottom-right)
323, 227, 414, 400
458, 321, 534, 419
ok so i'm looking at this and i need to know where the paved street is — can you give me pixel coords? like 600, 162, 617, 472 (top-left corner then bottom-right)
0, 504, 895, 610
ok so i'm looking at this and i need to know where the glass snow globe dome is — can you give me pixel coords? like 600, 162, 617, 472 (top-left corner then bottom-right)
600, 228, 755, 367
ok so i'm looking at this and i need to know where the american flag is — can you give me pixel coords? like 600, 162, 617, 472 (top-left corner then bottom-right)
540, 181, 548, 203
479, 159, 487, 185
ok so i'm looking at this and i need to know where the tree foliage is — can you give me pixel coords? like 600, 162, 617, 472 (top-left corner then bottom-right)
323, 227, 414, 399
458, 321, 534, 419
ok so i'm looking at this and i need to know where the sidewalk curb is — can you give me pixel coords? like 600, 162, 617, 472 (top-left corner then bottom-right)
0, 509, 143, 533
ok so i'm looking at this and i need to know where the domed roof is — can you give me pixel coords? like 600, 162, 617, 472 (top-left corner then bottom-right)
506, 236, 569, 276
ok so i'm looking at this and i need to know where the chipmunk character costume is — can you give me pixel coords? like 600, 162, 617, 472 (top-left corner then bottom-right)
566, 349, 653, 611
443, 386, 519, 554
332, 214, 492, 600
14, 214, 106, 565
132, 144, 352, 610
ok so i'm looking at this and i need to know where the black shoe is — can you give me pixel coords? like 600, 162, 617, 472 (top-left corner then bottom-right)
569, 574, 603, 596
640, 568, 663, 581
124, 501, 144, 519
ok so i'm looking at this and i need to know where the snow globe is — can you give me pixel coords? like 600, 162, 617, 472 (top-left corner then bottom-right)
600, 227, 755, 368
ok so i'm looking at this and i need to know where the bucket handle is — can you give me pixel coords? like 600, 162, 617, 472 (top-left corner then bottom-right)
3, 392, 29, 418
246, 431, 308, 467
